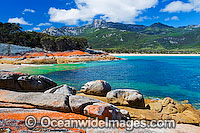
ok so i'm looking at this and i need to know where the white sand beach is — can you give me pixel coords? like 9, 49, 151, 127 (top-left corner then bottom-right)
0, 64, 47, 72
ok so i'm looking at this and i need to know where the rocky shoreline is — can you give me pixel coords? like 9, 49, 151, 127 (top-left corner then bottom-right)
0, 50, 120, 65
0, 71, 199, 132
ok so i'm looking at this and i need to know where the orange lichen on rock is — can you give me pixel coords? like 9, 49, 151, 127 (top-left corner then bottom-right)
84, 104, 112, 120
0, 110, 87, 133
0, 111, 87, 121
52, 50, 90, 57
0, 109, 87, 132
24, 52, 47, 58
0, 102, 35, 109
23, 51, 90, 58
4, 56, 22, 59
0, 50, 121, 64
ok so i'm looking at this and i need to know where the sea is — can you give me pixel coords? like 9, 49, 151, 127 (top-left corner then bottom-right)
44, 56, 200, 109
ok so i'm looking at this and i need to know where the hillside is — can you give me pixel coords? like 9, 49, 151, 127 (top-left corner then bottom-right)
43, 19, 200, 53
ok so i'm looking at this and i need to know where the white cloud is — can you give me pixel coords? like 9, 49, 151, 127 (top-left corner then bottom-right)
171, 16, 179, 20
165, 17, 170, 21
165, 16, 179, 21
153, 16, 160, 19
135, 16, 158, 22
22, 8, 35, 14
33, 27, 41, 31
161, 0, 200, 13
135, 16, 150, 22
8, 17, 32, 25
133, 15, 160, 22
190, 0, 200, 12
48, 0, 158, 25
37, 22, 52, 27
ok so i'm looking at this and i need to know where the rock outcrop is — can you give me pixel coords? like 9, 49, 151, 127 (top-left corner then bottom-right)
148, 97, 187, 114
84, 102, 125, 120
147, 97, 200, 125
0, 51, 120, 64
45, 84, 76, 95
106, 89, 145, 108
0, 71, 57, 92
69, 95, 102, 114
0, 89, 127, 120
81, 80, 111, 96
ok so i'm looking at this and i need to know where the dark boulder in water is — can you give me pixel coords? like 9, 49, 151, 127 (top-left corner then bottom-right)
0, 71, 28, 91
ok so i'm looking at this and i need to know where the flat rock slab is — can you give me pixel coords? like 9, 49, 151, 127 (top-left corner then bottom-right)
0, 89, 70, 112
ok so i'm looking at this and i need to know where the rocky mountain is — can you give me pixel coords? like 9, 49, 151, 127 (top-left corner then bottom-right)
42, 19, 147, 36
43, 19, 200, 52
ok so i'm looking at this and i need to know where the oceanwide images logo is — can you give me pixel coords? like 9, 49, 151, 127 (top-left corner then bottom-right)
24, 115, 176, 131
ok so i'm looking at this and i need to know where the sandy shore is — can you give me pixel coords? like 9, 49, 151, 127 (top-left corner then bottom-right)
0, 64, 49, 72
110, 53, 200, 56
0, 64, 25, 71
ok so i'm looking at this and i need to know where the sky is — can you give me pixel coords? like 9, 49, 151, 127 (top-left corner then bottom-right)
1, 0, 200, 31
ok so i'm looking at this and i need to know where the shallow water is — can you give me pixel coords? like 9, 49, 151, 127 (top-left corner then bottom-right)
43, 56, 200, 109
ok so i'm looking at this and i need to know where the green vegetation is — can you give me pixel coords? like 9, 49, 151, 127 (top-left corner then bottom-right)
0, 22, 89, 53
73, 22, 200, 53
100, 48, 200, 54
77, 27, 200, 53
2, 21, 200, 54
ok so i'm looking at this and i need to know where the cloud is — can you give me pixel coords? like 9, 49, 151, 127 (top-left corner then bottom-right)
165, 17, 170, 21
22, 8, 35, 14
135, 16, 151, 22
153, 16, 160, 19
171, 16, 179, 20
48, 0, 158, 25
33, 27, 41, 31
8, 17, 32, 25
165, 16, 179, 21
37, 22, 52, 26
161, 0, 200, 13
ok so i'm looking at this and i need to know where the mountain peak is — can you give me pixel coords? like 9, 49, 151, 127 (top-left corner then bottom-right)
92, 19, 107, 28
150, 22, 174, 28
49, 26, 56, 29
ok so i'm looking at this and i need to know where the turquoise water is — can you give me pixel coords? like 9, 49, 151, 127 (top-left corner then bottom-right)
44, 56, 200, 109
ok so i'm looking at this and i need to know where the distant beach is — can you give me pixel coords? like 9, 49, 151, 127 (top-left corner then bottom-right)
110, 53, 200, 56
0, 64, 26, 71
